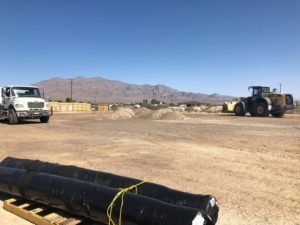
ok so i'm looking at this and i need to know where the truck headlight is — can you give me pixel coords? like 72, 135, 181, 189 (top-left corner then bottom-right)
15, 103, 25, 108
45, 103, 49, 109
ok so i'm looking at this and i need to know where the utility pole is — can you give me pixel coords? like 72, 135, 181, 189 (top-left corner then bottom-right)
152, 89, 155, 101
70, 79, 73, 102
279, 83, 282, 93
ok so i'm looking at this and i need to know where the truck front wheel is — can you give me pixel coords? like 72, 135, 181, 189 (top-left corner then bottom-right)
8, 109, 19, 125
40, 116, 49, 123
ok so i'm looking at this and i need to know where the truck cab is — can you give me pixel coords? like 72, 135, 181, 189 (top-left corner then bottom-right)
0, 85, 51, 124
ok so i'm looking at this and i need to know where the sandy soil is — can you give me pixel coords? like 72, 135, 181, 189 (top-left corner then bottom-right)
0, 112, 299, 225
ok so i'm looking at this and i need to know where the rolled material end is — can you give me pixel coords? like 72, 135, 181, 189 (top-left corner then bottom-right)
192, 212, 205, 225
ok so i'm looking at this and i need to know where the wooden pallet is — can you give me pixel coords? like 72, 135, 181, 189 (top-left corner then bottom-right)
3, 197, 104, 225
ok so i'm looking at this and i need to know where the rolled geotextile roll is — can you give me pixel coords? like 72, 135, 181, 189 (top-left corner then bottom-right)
0, 157, 219, 224
0, 166, 209, 225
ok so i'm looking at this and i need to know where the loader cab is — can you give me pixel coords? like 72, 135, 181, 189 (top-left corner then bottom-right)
249, 86, 270, 97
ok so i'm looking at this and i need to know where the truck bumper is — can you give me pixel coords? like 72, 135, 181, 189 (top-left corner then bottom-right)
16, 110, 50, 118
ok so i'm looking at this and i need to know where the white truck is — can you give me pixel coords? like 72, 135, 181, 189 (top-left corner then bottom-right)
0, 85, 52, 124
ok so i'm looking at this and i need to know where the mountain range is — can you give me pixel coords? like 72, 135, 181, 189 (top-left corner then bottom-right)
33, 77, 234, 103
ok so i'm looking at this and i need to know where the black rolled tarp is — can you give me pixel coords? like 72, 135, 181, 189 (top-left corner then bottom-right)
0, 166, 210, 225
0, 157, 219, 224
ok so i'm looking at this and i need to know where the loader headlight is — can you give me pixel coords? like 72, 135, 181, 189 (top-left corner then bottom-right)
15, 103, 25, 108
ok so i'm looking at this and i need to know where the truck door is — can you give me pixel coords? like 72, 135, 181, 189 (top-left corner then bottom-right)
3, 87, 11, 109
0, 88, 4, 106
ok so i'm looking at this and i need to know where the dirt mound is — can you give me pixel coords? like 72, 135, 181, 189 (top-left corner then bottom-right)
207, 106, 223, 113
111, 107, 135, 120
149, 108, 187, 120
134, 107, 153, 119
110, 107, 187, 120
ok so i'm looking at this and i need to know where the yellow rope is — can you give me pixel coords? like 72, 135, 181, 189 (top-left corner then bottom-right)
107, 181, 145, 225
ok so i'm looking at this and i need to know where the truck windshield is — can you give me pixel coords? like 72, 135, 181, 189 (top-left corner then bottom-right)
12, 87, 41, 98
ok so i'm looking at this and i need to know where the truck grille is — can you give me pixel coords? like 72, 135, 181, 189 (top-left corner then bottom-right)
285, 94, 294, 106
28, 102, 44, 108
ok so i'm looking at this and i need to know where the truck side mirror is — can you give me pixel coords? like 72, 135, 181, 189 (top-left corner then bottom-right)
40, 89, 45, 98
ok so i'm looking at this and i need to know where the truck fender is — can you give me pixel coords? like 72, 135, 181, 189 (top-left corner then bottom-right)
8, 104, 16, 111
8, 105, 19, 116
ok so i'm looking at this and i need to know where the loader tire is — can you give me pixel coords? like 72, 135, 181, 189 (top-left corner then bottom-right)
8, 109, 19, 125
271, 112, 285, 118
254, 102, 269, 117
234, 103, 246, 116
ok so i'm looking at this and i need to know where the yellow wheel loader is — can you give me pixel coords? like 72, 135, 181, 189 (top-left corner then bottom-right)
222, 86, 295, 117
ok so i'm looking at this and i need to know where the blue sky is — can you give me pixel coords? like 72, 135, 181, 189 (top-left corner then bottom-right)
0, 0, 299, 97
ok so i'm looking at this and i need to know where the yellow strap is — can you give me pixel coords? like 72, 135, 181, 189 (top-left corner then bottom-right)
107, 181, 145, 225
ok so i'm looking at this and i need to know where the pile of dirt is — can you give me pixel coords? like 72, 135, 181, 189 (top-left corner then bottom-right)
110, 107, 188, 120
148, 108, 187, 120
111, 107, 135, 120
134, 107, 153, 119
207, 106, 223, 113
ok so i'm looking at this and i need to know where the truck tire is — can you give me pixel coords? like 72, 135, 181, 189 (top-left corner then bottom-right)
234, 103, 246, 116
254, 102, 269, 117
40, 116, 49, 123
8, 109, 19, 125
271, 112, 285, 117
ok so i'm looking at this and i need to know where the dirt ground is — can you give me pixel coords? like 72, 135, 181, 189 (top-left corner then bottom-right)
0, 112, 299, 225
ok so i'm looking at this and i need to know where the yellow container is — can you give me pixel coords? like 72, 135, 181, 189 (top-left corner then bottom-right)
97, 104, 109, 112
48, 102, 91, 112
